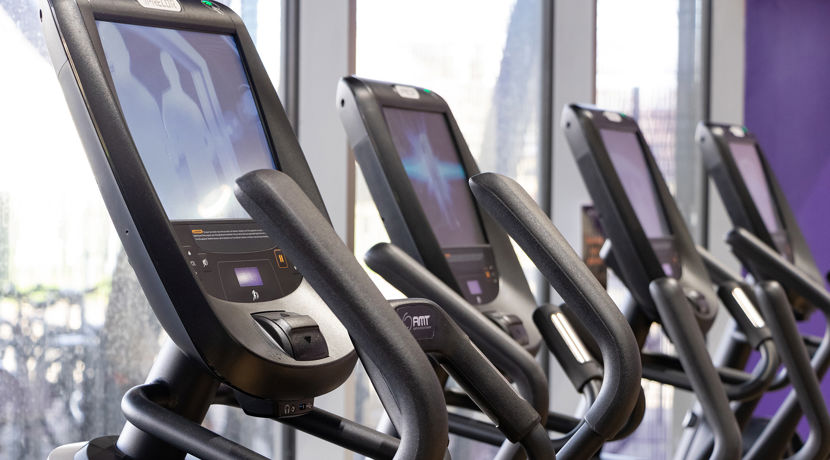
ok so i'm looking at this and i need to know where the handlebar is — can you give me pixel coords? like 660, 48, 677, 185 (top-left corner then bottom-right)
468, 172, 642, 460
649, 277, 743, 460
727, 228, 830, 460
235, 169, 449, 460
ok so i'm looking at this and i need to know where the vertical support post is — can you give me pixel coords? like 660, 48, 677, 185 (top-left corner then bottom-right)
675, 0, 708, 245
280, 3, 301, 456
536, 0, 555, 377
281, 0, 300, 130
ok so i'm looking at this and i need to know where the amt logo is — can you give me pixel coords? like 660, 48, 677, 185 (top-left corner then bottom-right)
402, 312, 431, 330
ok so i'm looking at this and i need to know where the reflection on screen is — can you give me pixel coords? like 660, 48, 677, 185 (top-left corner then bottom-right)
600, 129, 671, 238
729, 142, 781, 233
383, 107, 486, 248
97, 21, 275, 221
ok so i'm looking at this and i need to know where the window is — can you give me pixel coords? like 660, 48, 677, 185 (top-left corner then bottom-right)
595, 0, 708, 457
225, 0, 282, 90
353, 1, 543, 457
0, 1, 283, 458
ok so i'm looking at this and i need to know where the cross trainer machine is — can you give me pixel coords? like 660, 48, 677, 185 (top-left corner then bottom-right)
563, 104, 830, 459
41, 0, 555, 458
696, 122, 830, 459
337, 77, 644, 459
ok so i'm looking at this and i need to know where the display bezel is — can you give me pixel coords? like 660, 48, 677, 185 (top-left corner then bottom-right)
698, 121, 823, 318
726, 140, 788, 239
698, 126, 785, 253
564, 105, 719, 330
340, 79, 496, 293
580, 113, 675, 282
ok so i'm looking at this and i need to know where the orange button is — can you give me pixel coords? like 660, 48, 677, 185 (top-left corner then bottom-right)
274, 249, 289, 269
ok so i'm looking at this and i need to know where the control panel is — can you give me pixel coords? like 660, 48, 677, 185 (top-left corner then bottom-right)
174, 221, 302, 303
444, 246, 499, 305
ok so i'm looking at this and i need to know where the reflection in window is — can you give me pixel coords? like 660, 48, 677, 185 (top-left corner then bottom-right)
596, 0, 706, 457
355, 1, 542, 457
0, 1, 281, 458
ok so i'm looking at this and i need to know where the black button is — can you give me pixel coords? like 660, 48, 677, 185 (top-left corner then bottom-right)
253, 311, 329, 361
484, 311, 530, 346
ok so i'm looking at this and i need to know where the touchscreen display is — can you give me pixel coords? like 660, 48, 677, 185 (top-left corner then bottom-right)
383, 107, 487, 247
97, 21, 275, 221
729, 142, 782, 233
600, 129, 671, 239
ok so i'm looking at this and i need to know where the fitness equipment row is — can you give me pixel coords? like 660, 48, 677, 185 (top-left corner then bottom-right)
37, 0, 830, 458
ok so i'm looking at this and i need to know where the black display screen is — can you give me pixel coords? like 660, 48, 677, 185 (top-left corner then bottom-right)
729, 141, 782, 233
600, 129, 671, 239
97, 21, 276, 221
383, 107, 487, 248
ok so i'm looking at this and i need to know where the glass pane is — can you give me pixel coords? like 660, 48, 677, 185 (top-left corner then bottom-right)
0, 1, 282, 458
595, 0, 706, 457
355, 1, 542, 458
225, 0, 282, 94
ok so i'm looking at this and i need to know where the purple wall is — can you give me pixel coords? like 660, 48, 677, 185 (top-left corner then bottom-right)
745, 0, 830, 437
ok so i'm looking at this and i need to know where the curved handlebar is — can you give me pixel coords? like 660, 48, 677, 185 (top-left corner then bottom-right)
468, 172, 642, 459
235, 169, 448, 460
745, 281, 830, 460
727, 228, 830, 460
715, 283, 779, 401
649, 277, 743, 460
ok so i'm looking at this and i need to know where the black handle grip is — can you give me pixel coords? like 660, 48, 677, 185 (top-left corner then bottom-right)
390, 299, 554, 458
234, 169, 448, 460
649, 277, 742, 460
693, 245, 780, 401
468, 172, 642, 460
743, 281, 830, 460
546, 302, 647, 440
533, 304, 602, 391
727, 226, 830, 458
715, 282, 779, 401
364, 243, 550, 424
699, 244, 798, 391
